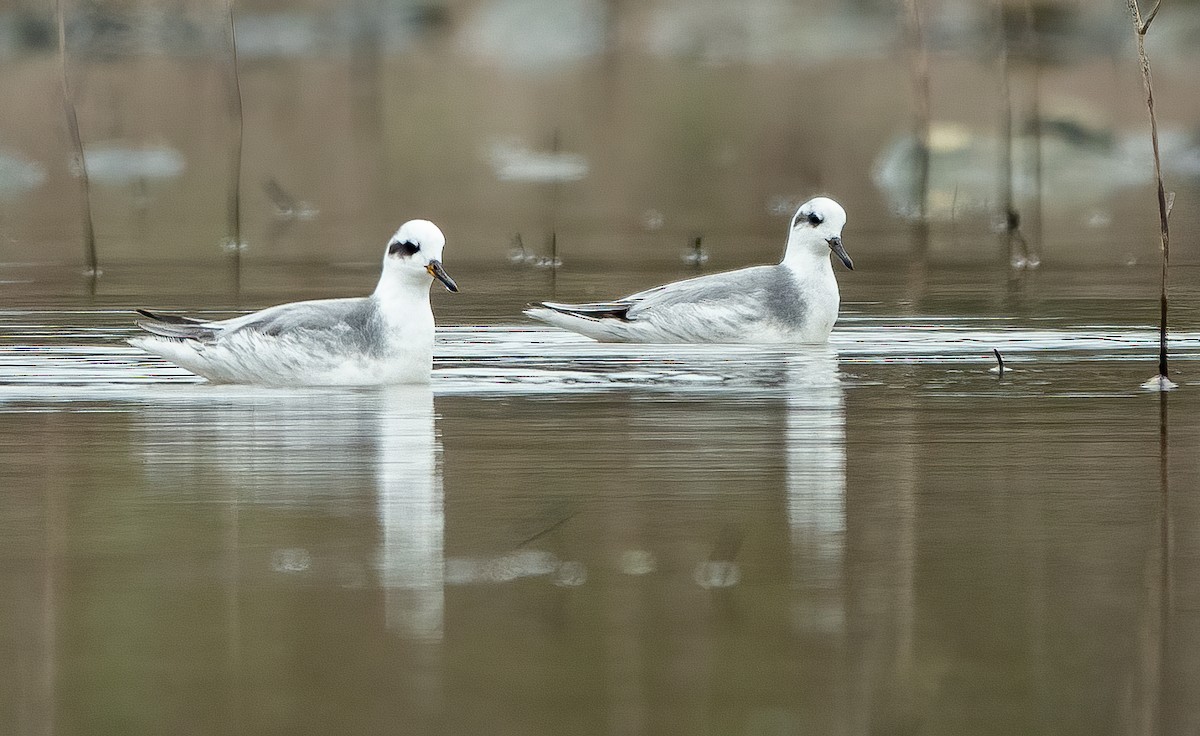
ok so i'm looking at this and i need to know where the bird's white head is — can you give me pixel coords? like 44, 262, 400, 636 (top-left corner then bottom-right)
380, 219, 458, 293
784, 197, 852, 270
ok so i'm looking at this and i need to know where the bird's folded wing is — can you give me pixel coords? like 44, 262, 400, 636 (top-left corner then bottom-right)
135, 318, 221, 342
134, 308, 221, 341
535, 301, 635, 320
219, 298, 373, 339
624, 266, 772, 320
136, 308, 204, 325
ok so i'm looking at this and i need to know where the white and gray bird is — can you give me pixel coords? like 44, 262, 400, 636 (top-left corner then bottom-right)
524, 197, 852, 343
129, 219, 458, 385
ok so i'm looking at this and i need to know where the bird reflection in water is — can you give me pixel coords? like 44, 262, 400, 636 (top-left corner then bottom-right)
375, 387, 444, 640
135, 385, 445, 643
784, 349, 847, 633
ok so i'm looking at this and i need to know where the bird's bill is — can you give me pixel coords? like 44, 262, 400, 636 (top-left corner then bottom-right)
427, 260, 459, 292
827, 236, 853, 270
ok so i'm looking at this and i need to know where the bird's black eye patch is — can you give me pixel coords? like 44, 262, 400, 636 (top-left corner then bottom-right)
793, 211, 824, 228
388, 241, 421, 257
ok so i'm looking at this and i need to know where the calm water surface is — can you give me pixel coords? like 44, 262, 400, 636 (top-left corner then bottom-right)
1, 261, 1199, 735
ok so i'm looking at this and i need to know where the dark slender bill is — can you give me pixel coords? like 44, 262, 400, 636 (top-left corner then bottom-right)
428, 260, 459, 292
827, 236, 853, 270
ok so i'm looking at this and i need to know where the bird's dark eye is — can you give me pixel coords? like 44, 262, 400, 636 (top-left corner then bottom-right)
806, 212, 824, 226
388, 241, 420, 256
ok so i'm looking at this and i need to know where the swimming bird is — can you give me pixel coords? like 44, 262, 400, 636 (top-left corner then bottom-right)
129, 219, 458, 385
525, 197, 852, 343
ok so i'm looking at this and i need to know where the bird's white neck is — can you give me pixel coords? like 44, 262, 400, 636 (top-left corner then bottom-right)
781, 236, 835, 275
373, 272, 431, 315
781, 233, 841, 339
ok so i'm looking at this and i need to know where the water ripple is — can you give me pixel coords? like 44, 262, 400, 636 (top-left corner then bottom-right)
0, 314, 1195, 399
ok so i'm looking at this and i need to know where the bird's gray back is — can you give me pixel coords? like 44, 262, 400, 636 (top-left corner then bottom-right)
630, 265, 807, 325
231, 297, 387, 355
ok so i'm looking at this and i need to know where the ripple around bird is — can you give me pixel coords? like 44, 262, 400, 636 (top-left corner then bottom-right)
0, 310, 1195, 402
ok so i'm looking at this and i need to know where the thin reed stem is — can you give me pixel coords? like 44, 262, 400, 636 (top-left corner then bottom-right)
226, 0, 245, 286
1023, 0, 1043, 258
547, 128, 562, 296
56, 0, 98, 280
903, 0, 931, 230
996, 1, 1034, 269
1127, 0, 1171, 379
997, 1, 1017, 266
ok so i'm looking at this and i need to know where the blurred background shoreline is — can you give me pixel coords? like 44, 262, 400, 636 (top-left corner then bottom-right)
1, 0, 1198, 277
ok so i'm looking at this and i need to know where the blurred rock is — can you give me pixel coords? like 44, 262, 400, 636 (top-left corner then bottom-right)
79, 141, 185, 185
0, 149, 45, 200
872, 116, 1200, 221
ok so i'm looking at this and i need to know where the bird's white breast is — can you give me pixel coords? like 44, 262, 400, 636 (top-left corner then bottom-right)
784, 258, 840, 343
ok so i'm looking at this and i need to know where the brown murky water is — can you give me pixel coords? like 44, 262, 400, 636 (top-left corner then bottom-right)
3, 2, 1200, 730
1, 258, 1199, 735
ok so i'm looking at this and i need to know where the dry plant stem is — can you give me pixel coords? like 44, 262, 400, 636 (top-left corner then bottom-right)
547, 128, 562, 295
1023, 0, 1043, 256
227, 0, 245, 277
903, 0, 931, 227
56, 0, 97, 278
996, 0, 1029, 267
1128, 0, 1171, 378
514, 511, 577, 549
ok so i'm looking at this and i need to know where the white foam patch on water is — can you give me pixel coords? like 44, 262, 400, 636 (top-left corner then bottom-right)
445, 549, 561, 585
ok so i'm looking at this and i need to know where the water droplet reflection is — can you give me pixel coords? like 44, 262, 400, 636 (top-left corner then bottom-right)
271, 547, 312, 573
618, 550, 656, 575
693, 560, 741, 589
552, 561, 587, 587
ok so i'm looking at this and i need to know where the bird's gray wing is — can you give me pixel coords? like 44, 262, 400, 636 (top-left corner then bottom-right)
136, 308, 204, 325
136, 298, 379, 348
609, 267, 793, 342
224, 298, 370, 334
534, 266, 781, 321
624, 265, 788, 321
531, 301, 636, 320
135, 309, 221, 341
222, 297, 384, 352
533, 266, 798, 341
